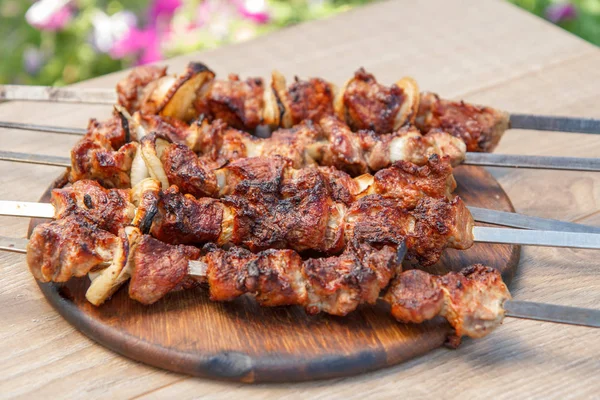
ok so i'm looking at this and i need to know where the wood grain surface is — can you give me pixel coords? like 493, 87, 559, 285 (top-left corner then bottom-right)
1, 0, 599, 397
25, 167, 519, 383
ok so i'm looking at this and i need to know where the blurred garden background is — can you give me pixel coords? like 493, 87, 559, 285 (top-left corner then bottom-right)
0, 0, 598, 86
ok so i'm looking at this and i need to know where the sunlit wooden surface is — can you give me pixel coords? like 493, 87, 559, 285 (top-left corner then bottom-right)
1, 0, 599, 397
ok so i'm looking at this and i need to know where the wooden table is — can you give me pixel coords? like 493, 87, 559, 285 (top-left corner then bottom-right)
1, 0, 599, 397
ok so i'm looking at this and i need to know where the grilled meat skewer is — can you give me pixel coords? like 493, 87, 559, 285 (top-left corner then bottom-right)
18, 227, 599, 341
0, 231, 592, 345
113, 63, 509, 152
68, 109, 467, 189
0, 63, 509, 152
24, 177, 600, 293
7, 197, 600, 234
6, 63, 600, 155
24, 212, 508, 342
33, 176, 472, 263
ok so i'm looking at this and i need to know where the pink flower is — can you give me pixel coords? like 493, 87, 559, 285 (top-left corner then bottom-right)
91, 10, 137, 53
149, 0, 182, 24
236, 0, 269, 24
195, 0, 234, 28
545, 3, 577, 23
110, 0, 182, 65
111, 28, 162, 65
25, 0, 73, 31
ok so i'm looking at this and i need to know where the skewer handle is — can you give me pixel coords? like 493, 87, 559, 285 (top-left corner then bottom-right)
0, 151, 70, 168
463, 153, 600, 172
0, 201, 54, 218
510, 113, 600, 134
0, 85, 116, 105
0, 121, 86, 136
473, 227, 600, 249
504, 300, 600, 328
468, 206, 600, 234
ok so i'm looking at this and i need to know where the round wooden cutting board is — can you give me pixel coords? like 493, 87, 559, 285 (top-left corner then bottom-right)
28, 165, 520, 383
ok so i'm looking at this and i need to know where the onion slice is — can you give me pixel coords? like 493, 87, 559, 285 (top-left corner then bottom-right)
86, 227, 141, 306
140, 134, 170, 190
394, 77, 420, 128
141, 62, 216, 122
130, 143, 150, 188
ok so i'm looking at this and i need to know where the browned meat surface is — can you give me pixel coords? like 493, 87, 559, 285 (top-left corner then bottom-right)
207, 74, 265, 130
385, 269, 443, 324
415, 92, 510, 152
27, 216, 119, 282
372, 155, 456, 208
344, 195, 473, 265
116, 65, 167, 113
302, 244, 397, 315
69, 137, 137, 189
192, 119, 255, 163
318, 116, 368, 175
316, 166, 363, 205
341, 68, 406, 134
203, 241, 399, 315
276, 76, 335, 127
161, 143, 219, 198
385, 265, 510, 340
410, 196, 474, 264
129, 235, 201, 304
261, 122, 323, 169
209, 166, 344, 254
150, 185, 224, 245
136, 113, 193, 145
438, 264, 511, 339
51, 180, 135, 235
276, 167, 344, 253
216, 156, 289, 196
86, 113, 128, 150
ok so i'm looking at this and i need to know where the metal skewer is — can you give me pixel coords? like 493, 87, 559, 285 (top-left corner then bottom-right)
2, 200, 599, 249
503, 300, 600, 328
1, 234, 597, 328
464, 153, 600, 172
3, 200, 600, 234
0, 151, 70, 168
0, 121, 86, 136
2, 86, 600, 134
1, 134, 600, 172
510, 113, 600, 135
468, 206, 600, 234
0, 85, 116, 105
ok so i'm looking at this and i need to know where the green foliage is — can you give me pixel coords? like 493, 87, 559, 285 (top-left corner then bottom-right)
509, 0, 600, 46
0, 0, 380, 86
0, 0, 149, 85
3, 1, 598, 86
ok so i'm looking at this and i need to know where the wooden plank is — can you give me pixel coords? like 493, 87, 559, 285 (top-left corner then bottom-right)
0, 0, 599, 397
